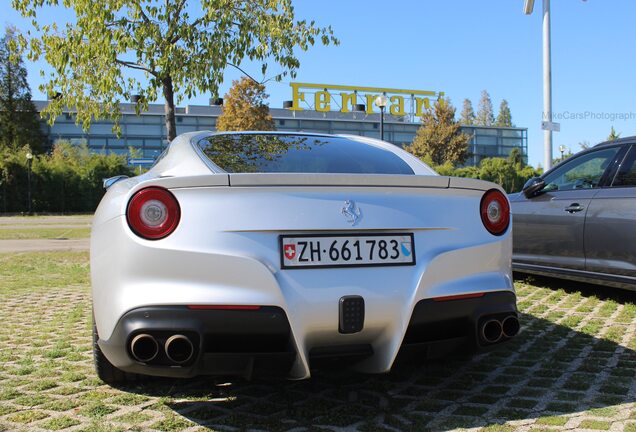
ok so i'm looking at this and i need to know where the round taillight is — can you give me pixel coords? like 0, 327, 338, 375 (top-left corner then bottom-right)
480, 189, 510, 236
127, 187, 180, 240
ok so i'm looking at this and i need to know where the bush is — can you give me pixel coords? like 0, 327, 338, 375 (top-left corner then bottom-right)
425, 148, 542, 194
0, 141, 133, 213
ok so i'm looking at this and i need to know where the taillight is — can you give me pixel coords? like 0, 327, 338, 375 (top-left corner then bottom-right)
480, 189, 510, 236
126, 187, 180, 240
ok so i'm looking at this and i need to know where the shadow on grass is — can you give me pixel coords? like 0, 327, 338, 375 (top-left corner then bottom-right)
116, 304, 636, 431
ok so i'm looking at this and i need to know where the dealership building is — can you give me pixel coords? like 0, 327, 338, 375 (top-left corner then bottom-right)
35, 83, 528, 167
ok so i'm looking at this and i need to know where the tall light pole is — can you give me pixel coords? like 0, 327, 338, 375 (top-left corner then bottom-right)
26, 152, 33, 214
524, 0, 553, 170
375, 95, 388, 141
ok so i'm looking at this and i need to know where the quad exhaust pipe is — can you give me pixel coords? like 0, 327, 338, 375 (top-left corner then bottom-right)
165, 334, 194, 364
480, 315, 520, 344
502, 315, 520, 338
130, 333, 195, 365
130, 334, 159, 362
481, 319, 503, 344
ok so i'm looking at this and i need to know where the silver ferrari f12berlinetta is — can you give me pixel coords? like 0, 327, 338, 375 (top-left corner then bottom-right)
91, 131, 518, 384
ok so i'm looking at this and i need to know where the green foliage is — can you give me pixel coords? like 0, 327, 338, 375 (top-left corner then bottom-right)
459, 98, 475, 125
0, 140, 132, 213
495, 99, 513, 127
216, 77, 275, 131
475, 90, 495, 127
421, 148, 541, 194
0, 26, 45, 153
12, 0, 338, 141
480, 149, 541, 193
405, 97, 470, 166
608, 126, 620, 141
478, 157, 519, 192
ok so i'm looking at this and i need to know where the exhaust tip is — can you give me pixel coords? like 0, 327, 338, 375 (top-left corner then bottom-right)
165, 334, 194, 364
481, 319, 503, 344
502, 315, 520, 338
130, 334, 159, 363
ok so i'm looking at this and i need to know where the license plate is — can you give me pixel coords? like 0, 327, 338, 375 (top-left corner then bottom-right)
280, 233, 415, 269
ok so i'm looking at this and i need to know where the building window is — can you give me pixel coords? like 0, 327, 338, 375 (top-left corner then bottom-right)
279, 119, 285, 126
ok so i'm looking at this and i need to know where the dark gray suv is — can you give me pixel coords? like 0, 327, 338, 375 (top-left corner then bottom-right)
510, 138, 636, 291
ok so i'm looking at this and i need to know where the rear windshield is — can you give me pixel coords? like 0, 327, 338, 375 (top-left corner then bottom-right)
196, 134, 414, 175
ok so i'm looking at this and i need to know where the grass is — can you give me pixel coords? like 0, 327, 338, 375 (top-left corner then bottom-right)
579, 419, 611, 430
0, 247, 635, 431
0, 227, 91, 240
40, 416, 81, 430
536, 416, 568, 426
0, 250, 89, 293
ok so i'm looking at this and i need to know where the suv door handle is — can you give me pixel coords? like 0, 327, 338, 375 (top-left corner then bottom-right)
564, 203, 584, 213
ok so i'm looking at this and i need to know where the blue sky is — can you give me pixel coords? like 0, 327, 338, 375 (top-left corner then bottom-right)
6, 0, 636, 167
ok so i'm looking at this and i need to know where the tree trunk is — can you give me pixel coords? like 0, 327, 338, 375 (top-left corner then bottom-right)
162, 76, 177, 142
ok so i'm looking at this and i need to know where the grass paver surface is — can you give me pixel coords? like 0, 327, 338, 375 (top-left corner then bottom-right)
0, 249, 635, 431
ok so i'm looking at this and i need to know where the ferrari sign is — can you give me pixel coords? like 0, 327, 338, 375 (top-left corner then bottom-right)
289, 82, 444, 118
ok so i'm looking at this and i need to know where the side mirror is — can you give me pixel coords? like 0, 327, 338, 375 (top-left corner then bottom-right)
103, 175, 129, 190
522, 177, 545, 198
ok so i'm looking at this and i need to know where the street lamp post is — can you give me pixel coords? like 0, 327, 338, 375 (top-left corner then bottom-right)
559, 144, 566, 160
375, 95, 388, 141
524, 0, 553, 171
26, 152, 33, 214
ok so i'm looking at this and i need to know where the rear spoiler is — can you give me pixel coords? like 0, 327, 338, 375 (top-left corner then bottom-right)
228, 174, 497, 192
228, 173, 449, 188
146, 174, 498, 192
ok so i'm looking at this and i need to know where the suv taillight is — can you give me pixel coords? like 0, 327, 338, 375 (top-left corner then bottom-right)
126, 187, 180, 240
480, 189, 510, 236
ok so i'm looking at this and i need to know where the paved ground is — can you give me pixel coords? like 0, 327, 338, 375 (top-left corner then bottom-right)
0, 250, 635, 431
0, 238, 90, 252
0, 215, 91, 251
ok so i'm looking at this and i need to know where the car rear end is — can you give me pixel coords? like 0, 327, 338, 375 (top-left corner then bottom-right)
91, 132, 517, 380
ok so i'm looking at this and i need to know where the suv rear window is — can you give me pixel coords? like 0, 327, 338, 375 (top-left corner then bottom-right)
197, 134, 414, 175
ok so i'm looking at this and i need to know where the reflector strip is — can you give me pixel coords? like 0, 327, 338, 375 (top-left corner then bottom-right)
432, 293, 485, 302
187, 305, 262, 310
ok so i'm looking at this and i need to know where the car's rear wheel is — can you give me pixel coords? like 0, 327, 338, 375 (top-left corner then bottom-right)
93, 316, 139, 385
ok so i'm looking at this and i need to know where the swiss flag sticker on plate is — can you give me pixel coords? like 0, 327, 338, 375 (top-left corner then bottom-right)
283, 244, 296, 260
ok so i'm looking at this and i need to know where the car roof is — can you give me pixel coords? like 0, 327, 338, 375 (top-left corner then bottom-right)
594, 136, 636, 147
206, 130, 336, 138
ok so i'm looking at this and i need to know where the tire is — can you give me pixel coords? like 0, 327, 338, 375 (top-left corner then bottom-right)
93, 316, 139, 385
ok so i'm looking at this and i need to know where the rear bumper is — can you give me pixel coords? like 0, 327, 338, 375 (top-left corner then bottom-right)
98, 291, 518, 378
98, 306, 295, 378
397, 291, 517, 361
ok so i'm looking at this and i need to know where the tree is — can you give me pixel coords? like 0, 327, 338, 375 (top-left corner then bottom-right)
0, 26, 45, 152
608, 126, 620, 141
495, 99, 513, 127
475, 90, 495, 126
579, 140, 591, 150
508, 147, 524, 168
405, 97, 470, 166
0, 140, 132, 212
459, 98, 475, 125
216, 77, 275, 132
12, 0, 338, 142
478, 157, 517, 193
